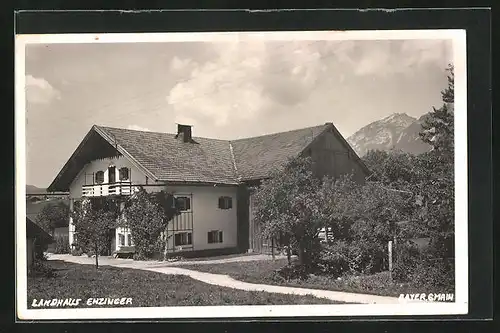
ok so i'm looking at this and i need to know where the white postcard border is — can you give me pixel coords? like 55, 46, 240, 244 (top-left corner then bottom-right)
15, 29, 468, 320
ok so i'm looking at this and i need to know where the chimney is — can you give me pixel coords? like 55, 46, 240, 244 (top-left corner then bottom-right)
176, 124, 192, 143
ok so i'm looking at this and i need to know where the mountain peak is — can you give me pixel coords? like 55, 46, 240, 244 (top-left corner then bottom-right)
347, 113, 431, 157
381, 112, 416, 123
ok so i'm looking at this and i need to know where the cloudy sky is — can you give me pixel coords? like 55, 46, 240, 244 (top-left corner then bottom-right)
24, 35, 453, 187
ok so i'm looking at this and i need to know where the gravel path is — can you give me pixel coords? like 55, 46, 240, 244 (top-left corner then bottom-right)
49, 254, 409, 304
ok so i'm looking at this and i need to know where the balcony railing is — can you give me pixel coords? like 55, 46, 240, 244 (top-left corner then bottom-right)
82, 181, 136, 197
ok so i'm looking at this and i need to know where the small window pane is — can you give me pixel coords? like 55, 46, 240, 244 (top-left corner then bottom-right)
208, 230, 223, 244
218, 196, 232, 210
175, 232, 192, 246
176, 197, 191, 211
95, 171, 104, 184
119, 234, 125, 246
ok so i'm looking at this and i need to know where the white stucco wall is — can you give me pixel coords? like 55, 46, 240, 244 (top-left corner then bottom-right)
164, 185, 238, 252
69, 156, 147, 199
67, 155, 238, 254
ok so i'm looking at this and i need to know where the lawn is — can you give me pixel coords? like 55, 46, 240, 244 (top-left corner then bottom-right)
27, 260, 337, 308
175, 252, 261, 262
182, 258, 424, 297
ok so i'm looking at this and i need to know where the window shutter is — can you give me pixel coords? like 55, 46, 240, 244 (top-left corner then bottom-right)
218, 197, 223, 209
186, 198, 191, 210
208, 231, 213, 243
219, 231, 223, 243
119, 167, 129, 181
187, 233, 192, 245
228, 197, 232, 209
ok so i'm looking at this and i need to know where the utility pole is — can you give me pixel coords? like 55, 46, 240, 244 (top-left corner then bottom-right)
388, 240, 393, 281
271, 238, 276, 260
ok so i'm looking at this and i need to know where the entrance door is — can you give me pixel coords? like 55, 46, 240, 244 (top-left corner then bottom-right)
249, 193, 263, 253
108, 166, 116, 183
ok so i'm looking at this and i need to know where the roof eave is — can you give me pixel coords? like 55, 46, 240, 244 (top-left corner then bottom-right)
94, 126, 159, 182
312, 123, 371, 177
158, 180, 240, 187
47, 127, 97, 192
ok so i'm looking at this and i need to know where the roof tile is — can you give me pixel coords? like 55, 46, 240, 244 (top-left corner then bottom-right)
97, 124, 328, 184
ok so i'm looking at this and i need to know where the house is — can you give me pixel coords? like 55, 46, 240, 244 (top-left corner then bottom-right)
26, 197, 69, 253
47, 123, 370, 257
26, 217, 53, 272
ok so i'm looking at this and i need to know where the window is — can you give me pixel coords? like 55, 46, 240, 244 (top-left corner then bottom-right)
208, 230, 223, 244
108, 166, 116, 183
119, 167, 129, 181
95, 171, 104, 184
174, 232, 192, 246
175, 196, 191, 211
218, 196, 232, 209
118, 233, 125, 246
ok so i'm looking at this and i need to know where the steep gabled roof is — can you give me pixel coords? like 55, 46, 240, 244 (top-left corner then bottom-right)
230, 124, 329, 181
48, 122, 369, 191
26, 217, 53, 243
96, 126, 240, 185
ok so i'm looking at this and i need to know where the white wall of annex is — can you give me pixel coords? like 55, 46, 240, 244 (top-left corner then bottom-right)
166, 185, 238, 251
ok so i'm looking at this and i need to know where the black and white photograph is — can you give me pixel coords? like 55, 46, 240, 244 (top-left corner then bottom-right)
15, 29, 467, 320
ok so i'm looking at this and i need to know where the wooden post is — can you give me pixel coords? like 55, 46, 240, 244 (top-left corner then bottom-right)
95, 244, 99, 269
271, 238, 275, 260
388, 240, 393, 281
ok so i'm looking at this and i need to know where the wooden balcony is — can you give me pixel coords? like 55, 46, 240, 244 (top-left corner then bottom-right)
82, 181, 136, 197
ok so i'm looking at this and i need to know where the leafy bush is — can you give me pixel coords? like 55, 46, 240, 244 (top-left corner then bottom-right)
35, 201, 69, 235
71, 244, 84, 256
409, 258, 454, 293
29, 258, 56, 278
339, 271, 394, 294
271, 264, 309, 282
54, 236, 70, 254
71, 248, 84, 256
122, 189, 180, 259
392, 241, 421, 282
392, 242, 454, 293
317, 241, 350, 277
319, 240, 386, 277
133, 252, 148, 261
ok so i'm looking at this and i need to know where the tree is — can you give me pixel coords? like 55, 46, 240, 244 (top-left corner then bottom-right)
253, 157, 327, 268
35, 201, 69, 235
416, 64, 455, 259
122, 188, 180, 260
71, 197, 118, 269
420, 64, 454, 160
319, 174, 361, 241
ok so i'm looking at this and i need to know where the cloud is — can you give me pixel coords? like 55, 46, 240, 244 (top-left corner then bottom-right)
329, 39, 452, 77
127, 125, 151, 132
25, 75, 61, 105
166, 41, 272, 127
165, 39, 452, 129
170, 56, 192, 71
166, 40, 334, 127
